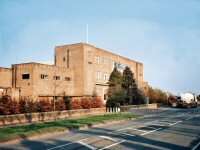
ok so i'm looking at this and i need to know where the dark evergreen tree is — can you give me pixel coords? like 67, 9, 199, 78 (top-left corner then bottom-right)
106, 67, 125, 106
122, 66, 138, 104
108, 67, 122, 86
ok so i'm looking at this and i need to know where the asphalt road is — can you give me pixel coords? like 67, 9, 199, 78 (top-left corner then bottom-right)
0, 107, 200, 150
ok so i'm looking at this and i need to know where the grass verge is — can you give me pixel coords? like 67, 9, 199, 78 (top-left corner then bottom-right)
0, 113, 142, 142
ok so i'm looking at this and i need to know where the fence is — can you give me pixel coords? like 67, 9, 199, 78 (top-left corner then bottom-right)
106, 107, 121, 113
120, 104, 158, 112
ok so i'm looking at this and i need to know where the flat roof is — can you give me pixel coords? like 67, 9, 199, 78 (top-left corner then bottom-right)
56, 42, 143, 65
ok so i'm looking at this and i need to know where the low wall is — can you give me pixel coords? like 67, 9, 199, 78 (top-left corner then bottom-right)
0, 107, 106, 126
120, 104, 157, 112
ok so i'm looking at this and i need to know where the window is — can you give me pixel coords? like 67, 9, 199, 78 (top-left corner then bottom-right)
67, 49, 70, 68
65, 77, 71, 81
54, 55, 57, 65
53, 76, 60, 80
104, 59, 109, 65
97, 71, 102, 80
104, 94, 107, 100
103, 73, 109, 82
63, 57, 66, 62
22, 74, 30, 79
96, 56, 102, 64
40, 74, 48, 80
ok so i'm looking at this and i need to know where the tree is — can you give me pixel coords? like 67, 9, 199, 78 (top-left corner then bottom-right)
107, 67, 123, 98
107, 67, 125, 106
122, 66, 139, 104
146, 87, 168, 104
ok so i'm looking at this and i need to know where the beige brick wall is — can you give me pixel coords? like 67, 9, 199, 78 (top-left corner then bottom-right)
12, 64, 34, 98
55, 44, 84, 96
1, 42, 145, 101
12, 63, 74, 100
0, 68, 11, 88
32, 63, 74, 99
55, 43, 145, 101
82, 43, 144, 101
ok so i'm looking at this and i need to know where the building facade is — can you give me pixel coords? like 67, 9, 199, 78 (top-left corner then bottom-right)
0, 43, 148, 102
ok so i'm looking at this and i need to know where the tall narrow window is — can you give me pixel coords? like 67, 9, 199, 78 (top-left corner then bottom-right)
54, 55, 56, 65
67, 49, 69, 68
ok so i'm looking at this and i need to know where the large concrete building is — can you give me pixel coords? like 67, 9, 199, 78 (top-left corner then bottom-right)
0, 43, 148, 102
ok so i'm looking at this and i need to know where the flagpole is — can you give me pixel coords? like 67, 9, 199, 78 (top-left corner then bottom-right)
87, 24, 88, 44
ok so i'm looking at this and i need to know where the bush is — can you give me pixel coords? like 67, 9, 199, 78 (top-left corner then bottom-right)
55, 99, 66, 111
70, 100, 82, 110
37, 100, 53, 112
19, 98, 27, 113
91, 97, 104, 108
63, 96, 71, 110
27, 100, 38, 113
0, 95, 11, 115
19, 99, 38, 113
81, 98, 92, 109
69, 97, 104, 110
0, 96, 20, 115
106, 98, 120, 107
9, 99, 20, 114
0, 96, 104, 115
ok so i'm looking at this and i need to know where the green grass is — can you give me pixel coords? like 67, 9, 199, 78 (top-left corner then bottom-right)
0, 113, 142, 142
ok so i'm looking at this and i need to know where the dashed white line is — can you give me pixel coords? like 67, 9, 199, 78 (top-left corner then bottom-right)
156, 121, 172, 125
131, 128, 147, 133
140, 128, 162, 136
145, 126, 157, 130
192, 141, 200, 150
169, 121, 182, 126
147, 123, 168, 126
100, 136, 118, 142
185, 116, 194, 120
46, 138, 88, 150
115, 131, 136, 137
99, 140, 126, 150
145, 120, 158, 124
77, 141, 96, 150
108, 126, 135, 134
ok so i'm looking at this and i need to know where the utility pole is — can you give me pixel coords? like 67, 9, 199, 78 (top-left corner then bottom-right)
87, 24, 89, 44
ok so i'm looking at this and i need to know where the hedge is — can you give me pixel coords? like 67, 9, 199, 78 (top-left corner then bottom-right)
0, 95, 104, 115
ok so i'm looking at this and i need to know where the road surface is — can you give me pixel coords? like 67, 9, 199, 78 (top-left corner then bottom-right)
0, 107, 200, 150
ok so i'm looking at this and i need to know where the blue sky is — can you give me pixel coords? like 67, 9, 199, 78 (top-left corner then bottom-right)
0, 0, 200, 94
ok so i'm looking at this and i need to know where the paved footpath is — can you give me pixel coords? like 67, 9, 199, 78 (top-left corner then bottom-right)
0, 107, 200, 150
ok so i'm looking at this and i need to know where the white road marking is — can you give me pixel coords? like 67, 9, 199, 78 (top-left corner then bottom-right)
161, 119, 178, 123
99, 140, 126, 150
185, 116, 194, 120
147, 123, 167, 126
100, 136, 118, 142
156, 121, 172, 125
140, 128, 162, 136
46, 138, 88, 150
131, 128, 147, 132
167, 115, 177, 118
145, 120, 159, 124
107, 126, 134, 134
77, 141, 96, 150
145, 126, 157, 130
192, 141, 200, 150
169, 121, 182, 126
115, 131, 136, 137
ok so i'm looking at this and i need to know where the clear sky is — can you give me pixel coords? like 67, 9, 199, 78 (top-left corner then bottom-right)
0, 0, 200, 95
